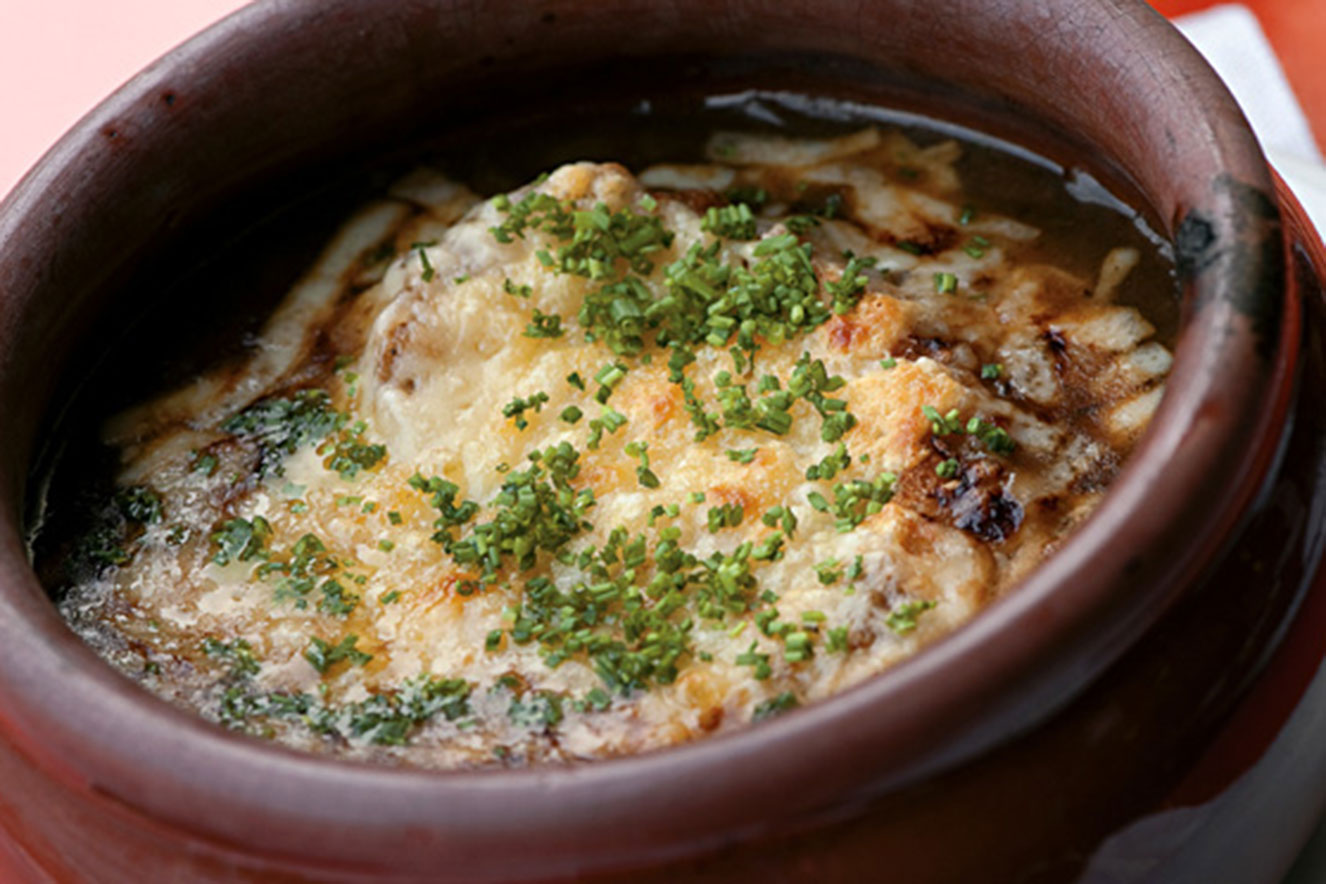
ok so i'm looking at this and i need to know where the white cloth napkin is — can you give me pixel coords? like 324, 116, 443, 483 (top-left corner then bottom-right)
1177, 4, 1326, 231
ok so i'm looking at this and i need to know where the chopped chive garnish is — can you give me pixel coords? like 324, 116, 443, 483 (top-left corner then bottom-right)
411, 241, 437, 282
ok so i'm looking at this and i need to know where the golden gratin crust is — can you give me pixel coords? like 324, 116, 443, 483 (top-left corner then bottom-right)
59, 128, 1172, 768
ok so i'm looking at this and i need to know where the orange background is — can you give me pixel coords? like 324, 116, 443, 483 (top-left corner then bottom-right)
1151, 0, 1326, 149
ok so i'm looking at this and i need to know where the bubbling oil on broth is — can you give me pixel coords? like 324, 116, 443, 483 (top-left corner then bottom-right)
33, 92, 1177, 769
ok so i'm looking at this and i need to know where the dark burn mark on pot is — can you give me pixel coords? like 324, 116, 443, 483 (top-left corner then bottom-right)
1175, 212, 1217, 278
1180, 174, 1284, 358
541, 11, 557, 24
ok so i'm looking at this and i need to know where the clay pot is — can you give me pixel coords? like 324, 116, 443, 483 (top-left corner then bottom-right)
0, 1, 1323, 881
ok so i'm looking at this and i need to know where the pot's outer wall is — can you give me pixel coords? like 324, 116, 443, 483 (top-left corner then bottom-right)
0, 0, 1299, 881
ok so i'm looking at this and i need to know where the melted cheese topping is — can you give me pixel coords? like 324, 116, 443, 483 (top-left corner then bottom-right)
58, 129, 1172, 768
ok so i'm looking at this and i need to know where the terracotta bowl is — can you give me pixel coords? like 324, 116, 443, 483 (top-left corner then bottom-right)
2, 0, 1325, 881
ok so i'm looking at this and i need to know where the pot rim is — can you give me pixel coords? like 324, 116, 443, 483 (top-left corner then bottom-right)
0, 0, 1291, 875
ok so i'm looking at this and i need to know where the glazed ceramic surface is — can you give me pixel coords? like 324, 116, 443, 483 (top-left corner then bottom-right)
0, 1, 1319, 881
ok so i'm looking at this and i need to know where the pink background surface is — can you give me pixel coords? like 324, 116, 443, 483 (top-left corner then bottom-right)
0, 0, 248, 202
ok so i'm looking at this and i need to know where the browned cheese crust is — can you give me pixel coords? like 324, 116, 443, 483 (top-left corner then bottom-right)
58, 129, 1172, 768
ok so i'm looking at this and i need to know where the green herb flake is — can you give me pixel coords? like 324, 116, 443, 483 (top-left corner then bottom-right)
211, 516, 272, 566
624, 440, 661, 489
593, 361, 628, 403
706, 502, 744, 533
726, 447, 759, 465
827, 626, 850, 653
736, 641, 772, 680
304, 634, 372, 674
922, 405, 964, 436
317, 579, 361, 617
322, 423, 387, 481
825, 252, 877, 315
752, 691, 799, 721
805, 443, 851, 481
202, 637, 260, 678
502, 391, 551, 430
116, 486, 163, 524
886, 599, 937, 635
587, 405, 628, 450
783, 630, 812, 663
815, 558, 844, 585
508, 691, 565, 730
701, 202, 758, 240
524, 309, 565, 339
191, 451, 219, 476
411, 241, 438, 282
